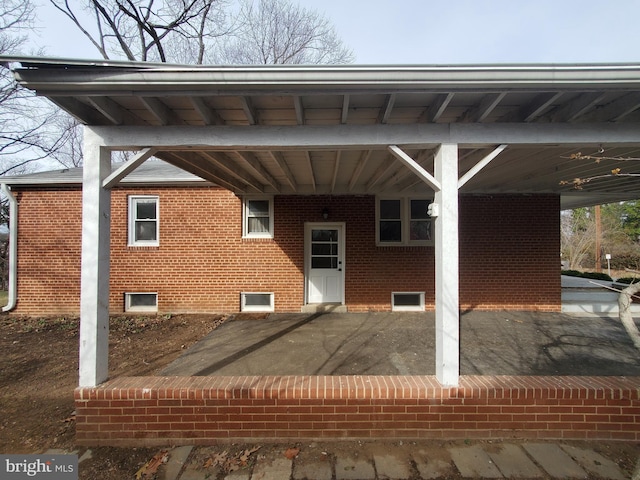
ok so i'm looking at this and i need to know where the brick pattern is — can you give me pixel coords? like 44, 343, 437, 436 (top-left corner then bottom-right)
74, 375, 640, 446
13, 188, 560, 314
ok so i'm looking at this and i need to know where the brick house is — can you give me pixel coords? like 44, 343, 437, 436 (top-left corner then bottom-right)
2, 160, 561, 316
1, 60, 640, 443
3, 58, 640, 388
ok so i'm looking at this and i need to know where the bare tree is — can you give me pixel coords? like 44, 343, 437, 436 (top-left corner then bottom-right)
215, 0, 354, 64
50, 0, 234, 63
0, 0, 63, 176
50, 0, 353, 65
47, 115, 85, 169
561, 209, 596, 270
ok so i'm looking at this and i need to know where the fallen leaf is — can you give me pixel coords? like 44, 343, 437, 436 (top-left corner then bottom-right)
135, 450, 168, 479
284, 447, 300, 459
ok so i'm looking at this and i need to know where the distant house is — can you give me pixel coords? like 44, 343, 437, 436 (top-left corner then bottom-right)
1, 159, 559, 315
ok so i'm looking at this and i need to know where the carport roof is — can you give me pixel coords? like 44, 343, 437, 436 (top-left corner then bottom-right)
3, 56, 640, 209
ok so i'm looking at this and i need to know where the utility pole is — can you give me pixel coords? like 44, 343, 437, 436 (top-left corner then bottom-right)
595, 205, 602, 272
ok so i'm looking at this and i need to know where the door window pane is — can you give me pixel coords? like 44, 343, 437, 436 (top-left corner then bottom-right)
311, 229, 339, 269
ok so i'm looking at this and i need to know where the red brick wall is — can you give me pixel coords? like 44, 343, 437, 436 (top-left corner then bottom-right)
74, 375, 640, 446
14, 188, 83, 314
459, 194, 561, 311
12, 188, 560, 315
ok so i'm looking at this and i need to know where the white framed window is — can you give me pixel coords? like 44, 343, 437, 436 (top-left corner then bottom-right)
391, 292, 425, 312
376, 197, 433, 246
128, 195, 159, 246
242, 197, 274, 238
241, 292, 274, 312
125, 292, 158, 313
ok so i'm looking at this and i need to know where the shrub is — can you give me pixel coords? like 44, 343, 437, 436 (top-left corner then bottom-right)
561, 270, 613, 281
615, 277, 640, 285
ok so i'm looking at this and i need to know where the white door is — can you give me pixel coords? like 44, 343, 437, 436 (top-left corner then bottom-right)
306, 223, 344, 304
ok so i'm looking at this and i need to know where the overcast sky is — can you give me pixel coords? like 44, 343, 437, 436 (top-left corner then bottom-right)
33, 0, 640, 64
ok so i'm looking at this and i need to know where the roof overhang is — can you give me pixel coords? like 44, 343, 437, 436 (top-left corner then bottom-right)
3, 56, 640, 209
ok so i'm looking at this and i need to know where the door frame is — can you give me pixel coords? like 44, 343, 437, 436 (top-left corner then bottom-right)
304, 222, 346, 305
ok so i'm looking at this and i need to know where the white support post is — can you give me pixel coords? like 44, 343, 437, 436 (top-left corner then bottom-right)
434, 143, 460, 386
79, 140, 112, 387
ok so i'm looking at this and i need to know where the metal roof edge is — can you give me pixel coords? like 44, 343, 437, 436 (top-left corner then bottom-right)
5, 56, 640, 92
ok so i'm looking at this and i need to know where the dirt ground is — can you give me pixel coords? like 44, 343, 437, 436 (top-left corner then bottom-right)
0, 313, 227, 479
1, 313, 639, 480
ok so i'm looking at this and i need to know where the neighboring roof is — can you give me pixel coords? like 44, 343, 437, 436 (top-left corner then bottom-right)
2, 56, 640, 209
0, 159, 212, 187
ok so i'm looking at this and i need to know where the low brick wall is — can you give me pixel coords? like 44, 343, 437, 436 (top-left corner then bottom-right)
75, 375, 639, 446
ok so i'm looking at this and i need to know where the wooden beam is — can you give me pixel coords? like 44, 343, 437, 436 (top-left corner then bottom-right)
168, 151, 256, 193
50, 96, 106, 125
199, 151, 264, 192
87, 122, 640, 150
576, 92, 640, 123
86, 96, 126, 125
388, 145, 441, 192
341, 94, 350, 124
348, 150, 372, 190
548, 92, 607, 122
293, 96, 305, 125
458, 144, 507, 188
190, 97, 225, 125
304, 151, 316, 192
379, 94, 396, 124
232, 151, 281, 191
420, 93, 454, 123
366, 154, 397, 191
103, 147, 157, 188
269, 151, 297, 191
140, 97, 184, 126
462, 92, 507, 123
331, 150, 341, 193
240, 96, 257, 125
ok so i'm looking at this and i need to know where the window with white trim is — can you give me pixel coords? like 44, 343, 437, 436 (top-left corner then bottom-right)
392, 292, 425, 311
376, 197, 433, 246
125, 292, 158, 312
128, 195, 159, 246
241, 292, 274, 312
243, 197, 274, 238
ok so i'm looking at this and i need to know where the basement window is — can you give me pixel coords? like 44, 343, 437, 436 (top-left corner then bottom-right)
125, 292, 158, 313
392, 292, 425, 312
241, 292, 274, 312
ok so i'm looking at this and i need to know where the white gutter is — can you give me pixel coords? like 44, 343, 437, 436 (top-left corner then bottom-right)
1, 184, 17, 312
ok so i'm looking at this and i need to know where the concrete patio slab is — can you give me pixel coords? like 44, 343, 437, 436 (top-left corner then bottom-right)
486, 444, 543, 478
523, 443, 587, 479
560, 444, 627, 480
160, 311, 640, 377
449, 445, 503, 478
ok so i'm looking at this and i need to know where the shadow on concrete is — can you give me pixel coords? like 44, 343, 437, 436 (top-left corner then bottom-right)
192, 313, 324, 376
160, 311, 640, 377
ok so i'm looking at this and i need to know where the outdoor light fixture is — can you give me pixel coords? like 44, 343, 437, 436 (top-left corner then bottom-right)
427, 203, 439, 217
322, 207, 329, 219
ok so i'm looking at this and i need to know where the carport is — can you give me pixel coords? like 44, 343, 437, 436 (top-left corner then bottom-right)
3, 58, 640, 445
